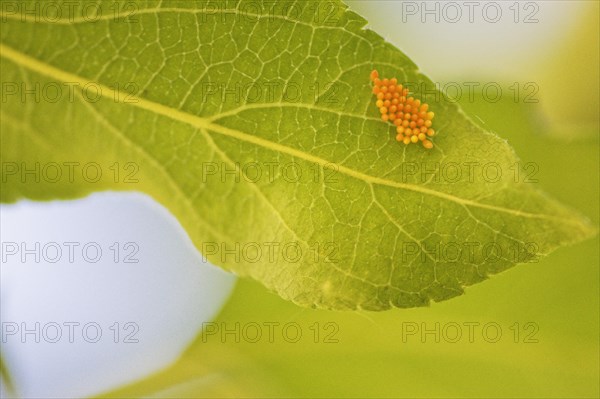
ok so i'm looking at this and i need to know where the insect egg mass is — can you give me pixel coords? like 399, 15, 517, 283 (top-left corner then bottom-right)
370, 70, 435, 149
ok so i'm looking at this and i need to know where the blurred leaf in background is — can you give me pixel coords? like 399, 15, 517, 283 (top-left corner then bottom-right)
538, 1, 599, 137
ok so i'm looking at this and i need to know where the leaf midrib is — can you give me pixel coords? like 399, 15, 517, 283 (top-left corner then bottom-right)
0, 42, 577, 225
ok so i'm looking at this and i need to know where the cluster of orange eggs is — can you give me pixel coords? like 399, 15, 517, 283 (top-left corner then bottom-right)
370, 70, 435, 149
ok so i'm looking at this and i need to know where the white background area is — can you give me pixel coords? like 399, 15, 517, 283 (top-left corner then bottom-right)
347, 0, 583, 80
0, 193, 236, 398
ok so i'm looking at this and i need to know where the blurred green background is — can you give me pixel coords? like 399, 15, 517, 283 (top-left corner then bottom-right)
104, 1, 599, 397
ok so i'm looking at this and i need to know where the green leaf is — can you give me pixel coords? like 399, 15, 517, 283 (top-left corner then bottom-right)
1, 0, 595, 310
0, 354, 16, 397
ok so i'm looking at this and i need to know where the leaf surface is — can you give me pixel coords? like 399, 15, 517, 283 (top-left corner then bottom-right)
0, 0, 595, 310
